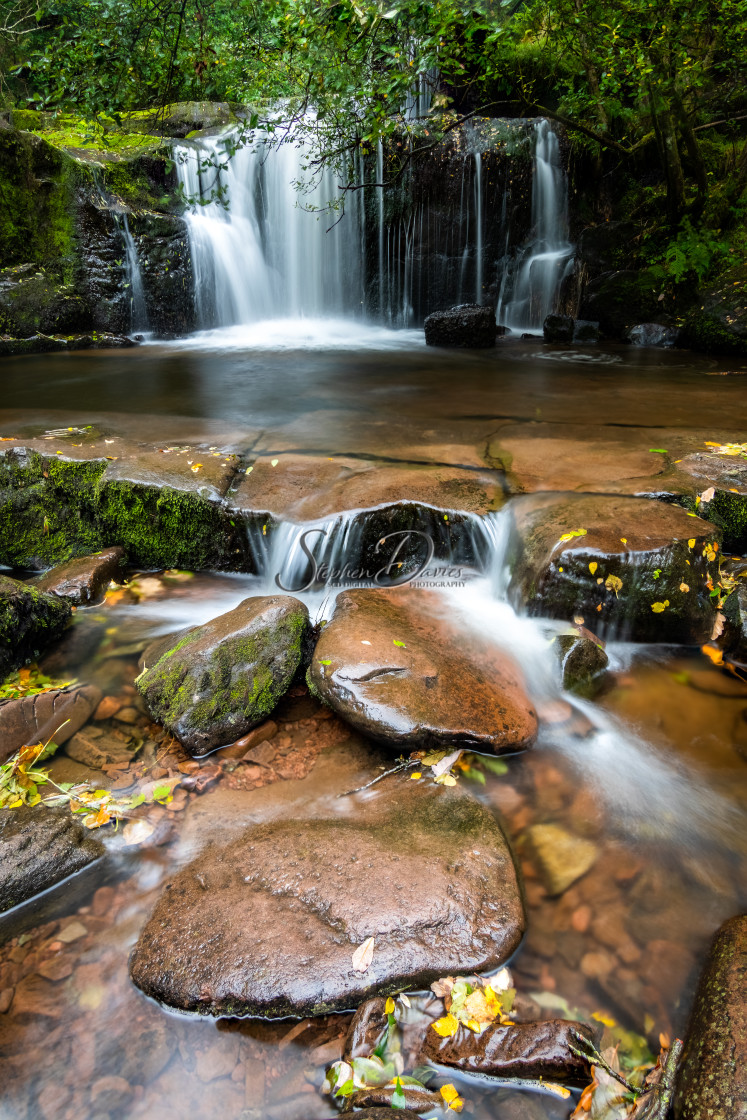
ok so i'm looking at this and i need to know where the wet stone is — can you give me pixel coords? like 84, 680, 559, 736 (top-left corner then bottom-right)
525, 823, 598, 896
675, 450, 747, 551
308, 588, 538, 754
0, 683, 102, 765
419, 1017, 595, 1085
129, 780, 526, 1017
674, 914, 747, 1120
0, 806, 104, 913
34, 546, 124, 605
506, 493, 721, 643
424, 304, 497, 348
0, 574, 72, 683
137, 595, 309, 756
554, 633, 609, 698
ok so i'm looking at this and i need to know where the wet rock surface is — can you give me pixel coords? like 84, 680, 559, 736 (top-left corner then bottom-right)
506, 493, 720, 642
420, 1017, 594, 1084
34, 546, 125, 605
675, 449, 747, 552
424, 304, 497, 348
0, 683, 102, 764
674, 914, 747, 1120
137, 595, 309, 756
0, 574, 72, 682
308, 588, 538, 753
555, 632, 609, 697
543, 314, 574, 343
0, 806, 104, 913
129, 780, 526, 1017
525, 823, 598, 896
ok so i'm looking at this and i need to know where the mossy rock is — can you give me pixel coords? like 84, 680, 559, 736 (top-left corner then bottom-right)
679, 261, 747, 357
579, 269, 666, 338
137, 595, 309, 755
554, 632, 609, 698
0, 574, 72, 683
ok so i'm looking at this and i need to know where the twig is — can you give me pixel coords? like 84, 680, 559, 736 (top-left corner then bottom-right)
338, 759, 414, 797
570, 1031, 639, 1095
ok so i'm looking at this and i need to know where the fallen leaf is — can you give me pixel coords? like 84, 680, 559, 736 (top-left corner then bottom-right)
440, 1083, 464, 1111
701, 644, 723, 666
651, 601, 669, 612
649, 448, 668, 454
680, 583, 690, 593
431, 748, 463, 777
605, 574, 623, 597
432, 1013, 459, 1038
410, 771, 422, 780
711, 611, 725, 640
122, 819, 155, 845
699, 486, 716, 503
559, 528, 587, 543
271, 458, 279, 466
351, 936, 375, 973
393, 639, 406, 648
589, 562, 598, 575
688, 538, 696, 548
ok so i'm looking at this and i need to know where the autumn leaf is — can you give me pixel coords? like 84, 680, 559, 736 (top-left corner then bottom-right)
589, 562, 598, 575
649, 449, 668, 454
385, 997, 396, 1014
440, 1084, 464, 1112
651, 601, 670, 612
687, 538, 696, 548
702, 644, 724, 665
432, 1013, 459, 1037
680, 583, 690, 593
699, 486, 715, 503
352, 936, 375, 973
711, 612, 726, 640
605, 574, 623, 597
559, 528, 587, 543
393, 639, 406, 647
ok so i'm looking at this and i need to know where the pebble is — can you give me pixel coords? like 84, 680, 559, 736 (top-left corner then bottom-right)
580, 949, 616, 980
571, 905, 592, 932
94, 696, 122, 720
0, 987, 13, 1013
91, 886, 117, 918
37, 956, 74, 982
113, 707, 140, 724
57, 921, 88, 944
90, 1075, 133, 1111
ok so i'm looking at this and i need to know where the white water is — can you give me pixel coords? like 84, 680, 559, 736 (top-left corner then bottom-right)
121, 214, 149, 333
495, 119, 574, 332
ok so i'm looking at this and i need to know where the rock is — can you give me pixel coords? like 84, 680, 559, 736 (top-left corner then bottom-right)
129, 780, 526, 1016
675, 451, 747, 553
307, 588, 538, 754
573, 320, 601, 344
89, 1075, 133, 1112
419, 1017, 594, 1084
674, 914, 747, 1120
34, 547, 124, 605
137, 595, 309, 756
39, 294, 93, 334
0, 574, 72, 682
94, 696, 123, 720
625, 323, 680, 347
0, 683, 102, 764
579, 269, 667, 338
543, 314, 574, 343
348, 1088, 444, 1113
0, 805, 103, 912
121, 101, 239, 138
345, 1111, 423, 1120
554, 633, 609, 697
680, 262, 747, 357
577, 222, 636, 278
215, 719, 278, 761
344, 997, 390, 1061
506, 493, 721, 643
63, 729, 133, 769
424, 304, 496, 348
525, 823, 598, 896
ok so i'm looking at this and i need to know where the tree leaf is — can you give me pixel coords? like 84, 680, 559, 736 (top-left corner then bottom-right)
352, 936, 375, 972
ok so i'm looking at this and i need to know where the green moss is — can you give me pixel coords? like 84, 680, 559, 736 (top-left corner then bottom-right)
680, 311, 747, 356
683, 490, 747, 551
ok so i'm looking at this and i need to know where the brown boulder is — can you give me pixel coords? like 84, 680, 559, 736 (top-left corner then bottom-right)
129, 780, 525, 1017
0, 683, 102, 764
308, 588, 537, 754
419, 1017, 595, 1085
0, 805, 104, 912
34, 546, 124, 605
674, 914, 747, 1120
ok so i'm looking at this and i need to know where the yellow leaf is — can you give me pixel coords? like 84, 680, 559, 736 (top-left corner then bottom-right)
620, 538, 627, 544
435, 774, 457, 786
559, 528, 587, 543
605, 574, 623, 596
440, 1084, 464, 1111
465, 1018, 482, 1033
680, 583, 690, 593
591, 1011, 617, 1027
351, 936, 375, 973
410, 771, 422, 780
688, 538, 696, 548
541, 1081, 571, 1099
651, 600, 670, 612
432, 1013, 459, 1038
589, 562, 598, 575
385, 997, 395, 1014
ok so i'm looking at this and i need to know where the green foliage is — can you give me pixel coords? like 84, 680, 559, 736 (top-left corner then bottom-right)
664, 219, 729, 283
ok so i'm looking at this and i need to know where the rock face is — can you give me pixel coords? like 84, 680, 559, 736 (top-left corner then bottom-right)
506, 493, 721, 643
625, 323, 679, 347
35, 547, 124, 605
674, 914, 747, 1120
129, 781, 526, 1017
543, 314, 574, 343
0, 805, 104, 912
0, 575, 72, 683
308, 589, 538, 754
680, 262, 747, 357
0, 684, 102, 764
424, 304, 497, 348
136, 595, 309, 756
419, 1018, 594, 1084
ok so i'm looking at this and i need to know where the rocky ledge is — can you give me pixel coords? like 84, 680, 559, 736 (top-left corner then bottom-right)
129, 779, 525, 1016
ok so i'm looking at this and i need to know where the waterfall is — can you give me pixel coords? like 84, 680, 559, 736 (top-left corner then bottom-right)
474, 152, 483, 305
174, 129, 364, 327
120, 214, 149, 333
495, 119, 574, 332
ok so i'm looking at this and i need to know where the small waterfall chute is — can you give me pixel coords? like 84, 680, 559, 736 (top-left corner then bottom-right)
120, 213, 149, 333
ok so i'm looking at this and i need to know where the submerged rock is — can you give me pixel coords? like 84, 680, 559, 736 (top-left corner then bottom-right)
424, 304, 497, 348
35, 546, 124, 605
506, 493, 721, 643
0, 805, 104, 912
554, 632, 609, 697
308, 588, 538, 754
136, 595, 309, 756
525, 823, 598, 896
0, 683, 102, 764
543, 314, 574, 343
129, 780, 526, 1017
0, 574, 72, 683
674, 914, 747, 1120
420, 1017, 594, 1084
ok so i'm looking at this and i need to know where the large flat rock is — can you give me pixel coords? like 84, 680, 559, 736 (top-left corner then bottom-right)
129, 780, 526, 1017
506, 493, 721, 643
308, 588, 538, 753
0, 805, 104, 912
137, 595, 309, 756
0, 683, 101, 764
674, 914, 747, 1120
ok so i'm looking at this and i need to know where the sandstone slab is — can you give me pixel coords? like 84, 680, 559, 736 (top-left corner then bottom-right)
34, 546, 124, 605
506, 493, 720, 643
0, 574, 72, 683
0, 805, 104, 912
0, 683, 101, 764
674, 914, 747, 1120
308, 588, 538, 754
129, 780, 526, 1016
137, 595, 308, 756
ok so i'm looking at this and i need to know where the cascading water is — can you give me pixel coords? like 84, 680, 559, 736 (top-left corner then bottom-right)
495, 118, 574, 332
175, 130, 365, 327
120, 214, 149, 333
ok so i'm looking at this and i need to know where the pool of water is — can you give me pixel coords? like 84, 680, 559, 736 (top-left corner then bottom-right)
1, 330, 746, 1120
